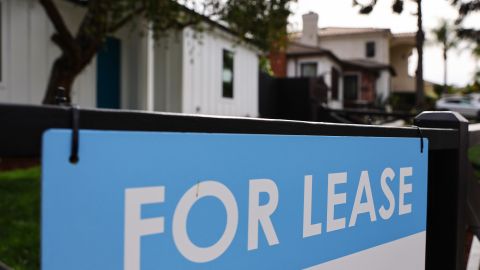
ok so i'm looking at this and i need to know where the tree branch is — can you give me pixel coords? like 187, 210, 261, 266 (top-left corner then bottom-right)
352, 0, 377, 14
39, 0, 77, 53
108, 7, 146, 33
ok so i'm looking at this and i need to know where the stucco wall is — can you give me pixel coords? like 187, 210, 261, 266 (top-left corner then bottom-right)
390, 44, 415, 93
318, 33, 390, 64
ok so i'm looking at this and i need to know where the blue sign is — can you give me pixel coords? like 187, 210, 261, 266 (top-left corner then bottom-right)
42, 130, 428, 270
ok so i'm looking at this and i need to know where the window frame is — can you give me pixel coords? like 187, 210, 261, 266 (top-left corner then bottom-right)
300, 62, 318, 78
366, 41, 376, 58
221, 49, 235, 99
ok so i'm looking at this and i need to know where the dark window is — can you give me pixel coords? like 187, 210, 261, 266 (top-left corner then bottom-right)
331, 68, 339, 100
97, 37, 121, 109
366, 41, 375, 58
343, 75, 359, 101
222, 49, 234, 98
300, 63, 317, 77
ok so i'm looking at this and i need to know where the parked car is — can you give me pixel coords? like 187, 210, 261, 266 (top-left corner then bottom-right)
436, 94, 480, 118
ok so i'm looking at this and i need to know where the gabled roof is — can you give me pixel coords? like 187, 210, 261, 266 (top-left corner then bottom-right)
285, 42, 396, 76
65, 0, 259, 48
285, 42, 343, 65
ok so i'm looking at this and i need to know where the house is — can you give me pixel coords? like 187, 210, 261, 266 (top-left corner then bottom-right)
0, 0, 259, 117
272, 12, 416, 109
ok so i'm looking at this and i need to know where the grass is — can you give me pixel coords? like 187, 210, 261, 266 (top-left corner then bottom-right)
470, 145, 480, 181
0, 167, 40, 270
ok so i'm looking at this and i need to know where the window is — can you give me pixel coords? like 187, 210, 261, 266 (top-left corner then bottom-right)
300, 63, 317, 77
343, 74, 359, 101
331, 68, 340, 100
366, 41, 375, 58
222, 49, 234, 98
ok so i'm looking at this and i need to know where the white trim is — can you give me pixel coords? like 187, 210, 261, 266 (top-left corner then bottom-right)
220, 47, 235, 102
299, 61, 318, 77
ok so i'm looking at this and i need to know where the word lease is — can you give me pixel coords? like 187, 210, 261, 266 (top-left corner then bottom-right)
124, 167, 414, 270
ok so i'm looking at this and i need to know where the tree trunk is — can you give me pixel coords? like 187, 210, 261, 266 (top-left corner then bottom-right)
415, 0, 425, 109
42, 55, 78, 105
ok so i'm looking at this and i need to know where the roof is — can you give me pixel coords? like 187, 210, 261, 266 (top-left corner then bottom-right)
285, 42, 396, 75
392, 32, 416, 38
291, 27, 415, 42
65, 0, 259, 48
285, 42, 343, 65
318, 27, 391, 37
391, 32, 416, 47
342, 59, 396, 76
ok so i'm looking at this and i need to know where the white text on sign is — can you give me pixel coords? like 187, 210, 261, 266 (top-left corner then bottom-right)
123, 166, 413, 270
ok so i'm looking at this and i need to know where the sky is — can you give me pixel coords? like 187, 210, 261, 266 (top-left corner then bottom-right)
289, 0, 480, 87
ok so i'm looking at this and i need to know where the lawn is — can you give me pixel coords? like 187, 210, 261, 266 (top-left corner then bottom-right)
470, 145, 480, 180
0, 167, 40, 270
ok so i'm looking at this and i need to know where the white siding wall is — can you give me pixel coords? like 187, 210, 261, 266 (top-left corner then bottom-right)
319, 34, 390, 64
1, 1, 257, 114
1, 0, 96, 107
0, 0, 147, 109
115, 23, 149, 111
153, 31, 183, 112
181, 27, 259, 117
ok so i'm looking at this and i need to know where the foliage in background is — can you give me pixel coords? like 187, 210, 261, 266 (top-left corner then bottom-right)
352, 0, 425, 108
39, 0, 294, 104
0, 167, 41, 270
469, 145, 480, 181
259, 57, 274, 76
430, 19, 458, 95
449, 0, 480, 90
451, 0, 480, 44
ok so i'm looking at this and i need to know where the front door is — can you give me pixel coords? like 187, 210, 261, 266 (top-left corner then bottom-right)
97, 37, 121, 109
343, 74, 359, 102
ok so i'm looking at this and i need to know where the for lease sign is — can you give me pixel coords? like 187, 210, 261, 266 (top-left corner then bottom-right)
42, 130, 428, 270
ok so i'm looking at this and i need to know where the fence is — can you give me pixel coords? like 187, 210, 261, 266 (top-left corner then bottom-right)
0, 103, 471, 269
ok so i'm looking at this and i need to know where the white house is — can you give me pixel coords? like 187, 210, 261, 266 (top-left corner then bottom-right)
280, 12, 415, 109
0, 0, 259, 117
